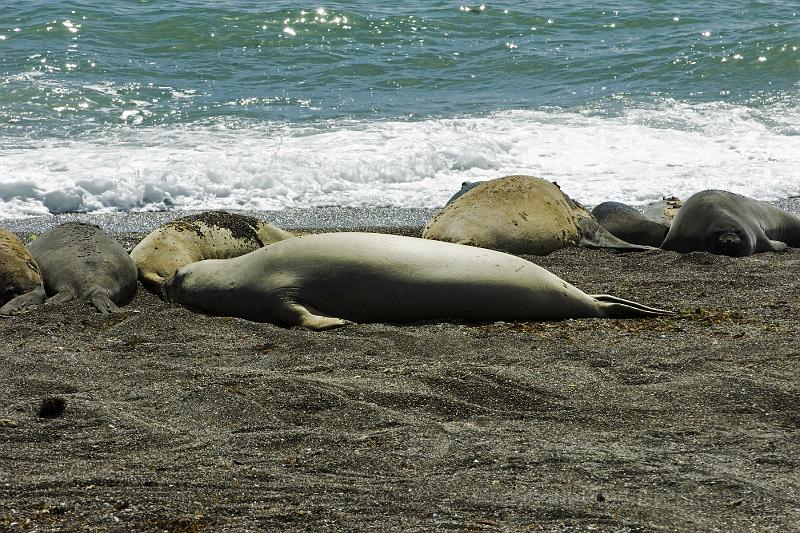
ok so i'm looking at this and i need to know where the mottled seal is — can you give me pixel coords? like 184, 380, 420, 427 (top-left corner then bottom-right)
0, 228, 45, 316
28, 222, 138, 313
163, 232, 671, 330
130, 211, 293, 295
592, 202, 670, 247
642, 196, 682, 226
423, 175, 653, 255
660, 190, 800, 256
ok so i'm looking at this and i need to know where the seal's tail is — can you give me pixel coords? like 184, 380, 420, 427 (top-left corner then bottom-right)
139, 271, 168, 299
591, 294, 674, 318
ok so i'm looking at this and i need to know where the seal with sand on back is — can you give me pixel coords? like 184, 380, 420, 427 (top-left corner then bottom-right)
0, 228, 46, 316
27, 222, 138, 313
130, 211, 293, 295
423, 175, 654, 255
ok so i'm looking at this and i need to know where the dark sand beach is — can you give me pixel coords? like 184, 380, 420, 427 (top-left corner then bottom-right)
1, 208, 799, 531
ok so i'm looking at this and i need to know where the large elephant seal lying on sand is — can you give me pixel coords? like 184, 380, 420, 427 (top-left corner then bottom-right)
660, 190, 800, 256
592, 197, 682, 247
423, 175, 652, 255
164, 232, 671, 330
131, 211, 293, 295
0, 228, 45, 316
28, 222, 138, 313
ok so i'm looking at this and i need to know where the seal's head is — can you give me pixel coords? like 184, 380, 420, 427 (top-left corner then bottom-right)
162, 269, 188, 303
162, 260, 231, 314
705, 224, 753, 257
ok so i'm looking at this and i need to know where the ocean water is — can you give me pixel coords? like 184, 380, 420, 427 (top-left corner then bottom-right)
1, 1, 799, 218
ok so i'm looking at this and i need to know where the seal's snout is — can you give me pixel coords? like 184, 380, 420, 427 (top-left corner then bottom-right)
711, 230, 749, 257
717, 232, 741, 245
161, 274, 179, 302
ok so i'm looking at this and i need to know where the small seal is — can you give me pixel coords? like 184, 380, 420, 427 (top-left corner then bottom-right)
28, 222, 138, 313
423, 175, 653, 255
592, 201, 671, 247
130, 211, 293, 295
0, 227, 46, 316
642, 196, 683, 226
163, 232, 671, 330
660, 190, 800, 256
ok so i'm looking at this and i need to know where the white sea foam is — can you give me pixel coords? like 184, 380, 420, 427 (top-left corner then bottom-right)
1, 101, 799, 218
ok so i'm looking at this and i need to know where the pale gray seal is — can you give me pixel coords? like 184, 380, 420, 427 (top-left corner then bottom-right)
660, 190, 800, 256
163, 232, 671, 330
642, 196, 682, 226
28, 222, 138, 313
130, 211, 293, 295
0, 228, 45, 316
423, 175, 652, 255
591, 202, 670, 247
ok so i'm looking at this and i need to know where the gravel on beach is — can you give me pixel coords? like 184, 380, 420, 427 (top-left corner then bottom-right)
1, 212, 799, 531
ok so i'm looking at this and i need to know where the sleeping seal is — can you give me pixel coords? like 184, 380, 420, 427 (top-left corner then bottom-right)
660, 190, 800, 256
28, 222, 138, 313
423, 175, 652, 255
444, 181, 483, 206
163, 232, 671, 330
642, 196, 682, 226
0, 228, 46, 316
591, 202, 670, 247
130, 211, 293, 295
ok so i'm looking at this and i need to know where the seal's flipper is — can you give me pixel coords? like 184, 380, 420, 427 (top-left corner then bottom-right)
766, 240, 788, 252
591, 294, 674, 318
0, 286, 46, 317
577, 218, 657, 252
45, 287, 77, 306
89, 289, 121, 314
139, 271, 168, 298
280, 302, 351, 330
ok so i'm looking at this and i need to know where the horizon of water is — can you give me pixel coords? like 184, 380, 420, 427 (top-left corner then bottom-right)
2, 2, 799, 218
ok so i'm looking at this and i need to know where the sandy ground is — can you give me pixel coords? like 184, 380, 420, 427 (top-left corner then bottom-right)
1, 216, 799, 531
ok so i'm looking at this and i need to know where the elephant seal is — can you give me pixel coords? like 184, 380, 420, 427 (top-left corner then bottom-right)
423, 175, 653, 255
130, 211, 293, 295
660, 190, 800, 256
591, 202, 670, 247
0, 228, 46, 316
444, 181, 483, 206
163, 232, 671, 330
643, 196, 682, 226
28, 223, 138, 313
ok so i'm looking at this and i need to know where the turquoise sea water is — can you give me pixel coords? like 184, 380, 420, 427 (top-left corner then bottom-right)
1, 1, 799, 216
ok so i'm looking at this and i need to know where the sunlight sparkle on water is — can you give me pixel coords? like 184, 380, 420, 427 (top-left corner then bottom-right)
63, 20, 80, 33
